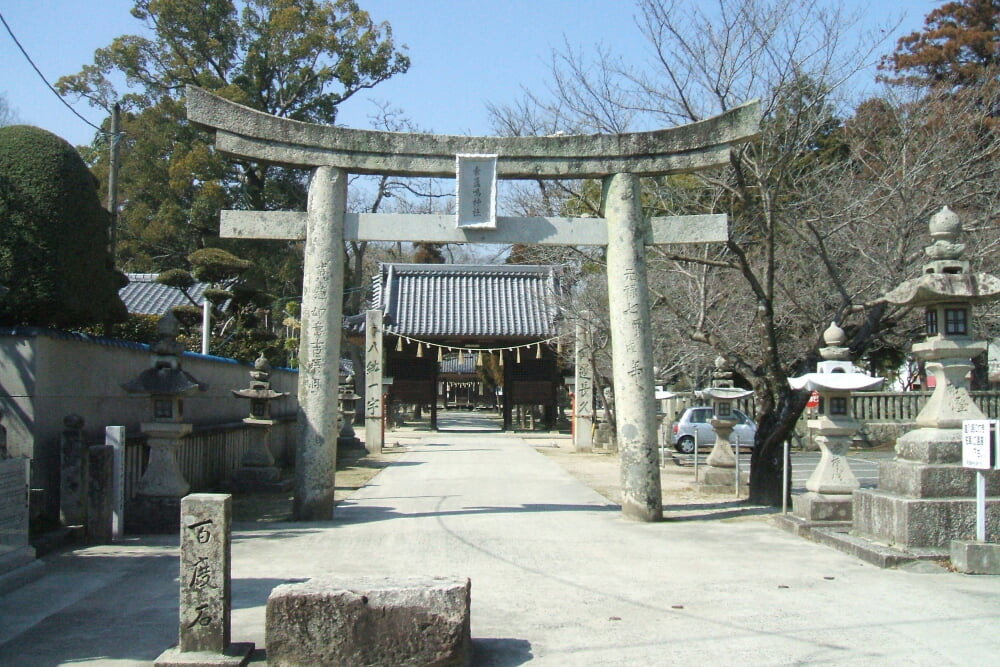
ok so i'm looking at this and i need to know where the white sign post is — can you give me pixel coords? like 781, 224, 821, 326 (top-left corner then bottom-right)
962, 419, 999, 542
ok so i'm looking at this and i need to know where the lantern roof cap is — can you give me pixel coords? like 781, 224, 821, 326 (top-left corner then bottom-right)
788, 373, 883, 393
880, 207, 1000, 306
696, 386, 752, 400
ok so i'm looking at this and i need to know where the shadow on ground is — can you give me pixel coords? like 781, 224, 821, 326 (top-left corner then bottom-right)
335, 501, 620, 525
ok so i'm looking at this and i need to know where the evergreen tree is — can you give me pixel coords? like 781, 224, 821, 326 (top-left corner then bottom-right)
58, 0, 410, 294
880, 0, 1000, 88
0, 126, 127, 327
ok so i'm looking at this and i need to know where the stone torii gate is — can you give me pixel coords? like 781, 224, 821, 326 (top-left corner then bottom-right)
187, 86, 759, 522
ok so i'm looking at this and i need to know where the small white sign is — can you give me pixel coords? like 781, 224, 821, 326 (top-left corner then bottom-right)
962, 419, 997, 470
456, 154, 497, 229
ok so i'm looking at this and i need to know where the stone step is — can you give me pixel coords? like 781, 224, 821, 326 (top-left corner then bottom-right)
809, 526, 948, 569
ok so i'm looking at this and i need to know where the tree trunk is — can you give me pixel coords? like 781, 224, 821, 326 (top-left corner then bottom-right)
748, 390, 805, 506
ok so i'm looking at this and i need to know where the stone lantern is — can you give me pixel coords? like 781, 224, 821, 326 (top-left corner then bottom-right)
847, 206, 1000, 560
337, 369, 361, 449
699, 358, 752, 489
787, 322, 883, 523
121, 312, 207, 532
232, 354, 287, 422
231, 354, 288, 490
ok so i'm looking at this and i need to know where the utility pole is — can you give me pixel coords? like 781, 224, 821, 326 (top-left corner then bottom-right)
107, 103, 121, 262
104, 103, 121, 338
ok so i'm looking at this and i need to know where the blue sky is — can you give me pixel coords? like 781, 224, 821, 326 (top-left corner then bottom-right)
1, 0, 939, 147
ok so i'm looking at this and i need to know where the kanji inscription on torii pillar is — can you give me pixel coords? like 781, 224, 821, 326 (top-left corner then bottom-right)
187, 85, 759, 522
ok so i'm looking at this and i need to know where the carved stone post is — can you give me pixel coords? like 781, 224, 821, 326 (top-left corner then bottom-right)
573, 316, 594, 452
155, 493, 253, 665
364, 309, 384, 455
294, 166, 346, 521
603, 173, 662, 522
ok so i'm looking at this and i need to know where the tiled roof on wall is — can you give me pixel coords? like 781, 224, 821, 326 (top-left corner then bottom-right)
372, 264, 561, 339
119, 273, 211, 316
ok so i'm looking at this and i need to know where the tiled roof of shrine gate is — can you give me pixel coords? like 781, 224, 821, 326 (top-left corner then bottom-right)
371, 264, 562, 339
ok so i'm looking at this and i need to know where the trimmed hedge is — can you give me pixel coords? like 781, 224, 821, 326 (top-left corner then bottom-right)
0, 125, 127, 327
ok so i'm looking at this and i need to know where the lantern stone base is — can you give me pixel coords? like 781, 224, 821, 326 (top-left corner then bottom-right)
793, 492, 853, 522
126, 494, 181, 534
848, 424, 1000, 552
852, 488, 1000, 550
336, 434, 362, 451
950, 539, 1000, 574
229, 466, 292, 493
878, 459, 1000, 497
698, 467, 748, 494
593, 423, 616, 451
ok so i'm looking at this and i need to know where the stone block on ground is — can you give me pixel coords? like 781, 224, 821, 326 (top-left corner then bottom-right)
266, 575, 471, 667
950, 539, 1000, 575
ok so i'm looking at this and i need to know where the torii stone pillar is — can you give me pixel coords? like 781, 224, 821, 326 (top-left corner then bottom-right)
294, 166, 345, 520
186, 86, 759, 522
604, 174, 661, 521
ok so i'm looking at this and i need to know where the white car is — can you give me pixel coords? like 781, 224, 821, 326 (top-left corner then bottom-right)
670, 406, 756, 454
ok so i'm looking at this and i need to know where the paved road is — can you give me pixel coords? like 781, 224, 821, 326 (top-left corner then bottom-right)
667, 449, 889, 491
3, 430, 1000, 665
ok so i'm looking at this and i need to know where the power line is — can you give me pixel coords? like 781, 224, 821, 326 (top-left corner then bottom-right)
0, 11, 106, 135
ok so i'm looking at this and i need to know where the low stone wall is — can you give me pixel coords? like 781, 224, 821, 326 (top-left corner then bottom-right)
0, 327, 298, 522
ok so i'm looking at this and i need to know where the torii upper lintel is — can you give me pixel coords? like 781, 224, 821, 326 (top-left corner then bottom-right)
186, 85, 760, 179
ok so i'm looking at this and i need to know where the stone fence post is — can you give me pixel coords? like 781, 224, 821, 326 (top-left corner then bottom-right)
59, 414, 87, 528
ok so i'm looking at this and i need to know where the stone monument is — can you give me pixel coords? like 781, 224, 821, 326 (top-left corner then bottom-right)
122, 313, 207, 533
785, 322, 883, 528
838, 207, 1000, 564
